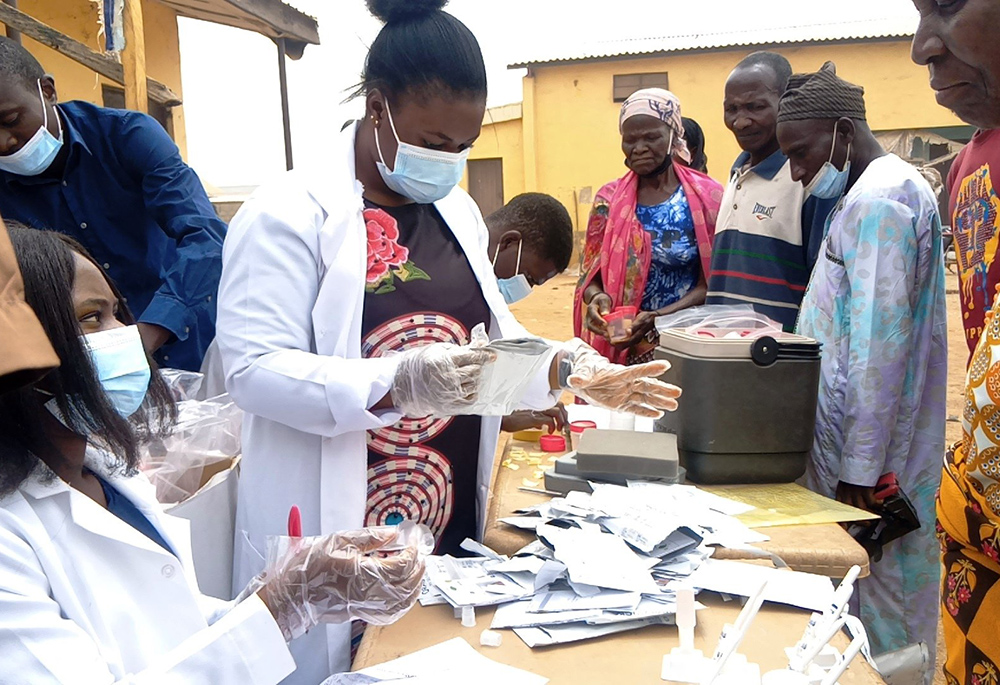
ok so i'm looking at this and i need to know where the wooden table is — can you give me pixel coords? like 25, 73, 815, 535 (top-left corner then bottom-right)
484, 436, 870, 578
354, 434, 883, 683
355, 596, 883, 683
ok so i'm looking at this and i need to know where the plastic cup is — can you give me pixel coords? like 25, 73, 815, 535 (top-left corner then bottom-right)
570, 420, 597, 451
605, 306, 638, 343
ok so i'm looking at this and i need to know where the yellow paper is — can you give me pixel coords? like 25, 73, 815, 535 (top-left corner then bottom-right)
522, 478, 539, 487
701, 482, 880, 528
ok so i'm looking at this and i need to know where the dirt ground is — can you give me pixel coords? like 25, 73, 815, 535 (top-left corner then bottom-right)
511, 270, 966, 683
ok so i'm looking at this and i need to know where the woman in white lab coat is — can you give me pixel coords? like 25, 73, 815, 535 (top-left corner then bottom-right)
0, 227, 423, 684
216, 0, 679, 679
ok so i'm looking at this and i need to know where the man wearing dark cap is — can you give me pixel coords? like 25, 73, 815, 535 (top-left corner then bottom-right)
777, 61, 946, 677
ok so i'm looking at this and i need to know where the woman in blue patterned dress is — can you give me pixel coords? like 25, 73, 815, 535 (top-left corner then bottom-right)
575, 89, 723, 365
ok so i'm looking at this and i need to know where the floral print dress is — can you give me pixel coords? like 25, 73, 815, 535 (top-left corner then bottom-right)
637, 187, 700, 312
360, 201, 490, 557
796, 155, 947, 678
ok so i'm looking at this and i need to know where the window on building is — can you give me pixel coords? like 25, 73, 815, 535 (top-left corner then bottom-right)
101, 85, 175, 139
613, 73, 669, 102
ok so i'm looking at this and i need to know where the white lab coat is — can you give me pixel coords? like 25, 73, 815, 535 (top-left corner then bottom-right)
0, 448, 295, 685
216, 123, 558, 682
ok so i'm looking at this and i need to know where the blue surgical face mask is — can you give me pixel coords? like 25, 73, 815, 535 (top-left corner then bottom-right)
493, 239, 533, 305
82, 325, 151, 418
804, 124, 851, 200
0, 80, 63, 177
374, 100, 469, 204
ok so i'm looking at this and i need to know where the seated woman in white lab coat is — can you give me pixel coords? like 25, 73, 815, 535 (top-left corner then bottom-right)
0, 227, 423, 685
215, 0, 681, 680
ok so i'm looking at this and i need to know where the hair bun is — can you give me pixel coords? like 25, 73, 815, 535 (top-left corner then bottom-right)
366, 0, 448, 23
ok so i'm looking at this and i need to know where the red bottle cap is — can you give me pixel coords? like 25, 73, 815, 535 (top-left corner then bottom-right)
570, 420, 598, 434
539, 434, 567, 452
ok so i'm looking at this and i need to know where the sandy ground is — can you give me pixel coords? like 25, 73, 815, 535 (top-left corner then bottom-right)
510, 270, 966, 683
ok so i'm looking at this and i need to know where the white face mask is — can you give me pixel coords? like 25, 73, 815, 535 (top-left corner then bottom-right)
374, 100, 469, 204
493, 239, 533, 305
0, 80, 63, 176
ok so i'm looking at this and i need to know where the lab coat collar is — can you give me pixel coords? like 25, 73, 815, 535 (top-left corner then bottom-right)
18, 447, 191, 563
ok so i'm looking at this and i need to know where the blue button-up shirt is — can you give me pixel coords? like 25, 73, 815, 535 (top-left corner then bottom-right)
0, 100, 225, 371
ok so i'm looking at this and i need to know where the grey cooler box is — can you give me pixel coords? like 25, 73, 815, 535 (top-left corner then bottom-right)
654, 328, 821, 484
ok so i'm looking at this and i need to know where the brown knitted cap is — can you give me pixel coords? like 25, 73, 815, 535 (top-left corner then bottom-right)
777, 61, 866, 123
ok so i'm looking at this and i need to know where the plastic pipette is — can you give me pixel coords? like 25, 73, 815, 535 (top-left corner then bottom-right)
700, 579, 769, 685
790, 565, 860, 658
789, 616, 847, 673
819, 632, 865, 685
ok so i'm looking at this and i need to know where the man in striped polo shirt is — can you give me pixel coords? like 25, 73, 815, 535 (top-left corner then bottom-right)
706, 52, 837, 330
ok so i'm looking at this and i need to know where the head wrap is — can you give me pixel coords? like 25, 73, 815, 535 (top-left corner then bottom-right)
619, 88, 691, 164
777, 61, 866, 123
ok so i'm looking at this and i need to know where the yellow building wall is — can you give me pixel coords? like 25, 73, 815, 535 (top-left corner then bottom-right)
479, 39, 965, 238
17, 0, 187, 158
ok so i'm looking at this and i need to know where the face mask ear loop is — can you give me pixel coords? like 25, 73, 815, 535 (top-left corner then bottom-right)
492, 243, 500, 268
828, 123, 838, 162
37, 80, 49, 132
514, 237, 523, 276
374, 98, 401, 169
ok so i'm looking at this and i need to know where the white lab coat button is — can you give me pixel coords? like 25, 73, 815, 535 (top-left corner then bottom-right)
162, 564, 175, 578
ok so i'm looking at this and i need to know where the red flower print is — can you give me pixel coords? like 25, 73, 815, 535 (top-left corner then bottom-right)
958, 586, 972, 603
946, 596, 959, 616
365, 208, 410, 284
948, 574, 957, 590
984, 541, 999, 562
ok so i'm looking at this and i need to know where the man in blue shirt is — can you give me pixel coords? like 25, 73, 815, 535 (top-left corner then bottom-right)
0, 37, 224, 371
706, 52, 836, 330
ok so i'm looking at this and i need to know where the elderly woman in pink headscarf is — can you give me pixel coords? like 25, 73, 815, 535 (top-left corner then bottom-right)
574, 89, 723, 364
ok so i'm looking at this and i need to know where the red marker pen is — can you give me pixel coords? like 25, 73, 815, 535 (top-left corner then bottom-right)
287, 505, 302, 538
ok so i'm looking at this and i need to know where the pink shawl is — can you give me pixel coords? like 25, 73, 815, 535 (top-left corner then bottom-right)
572, 164, 723, 364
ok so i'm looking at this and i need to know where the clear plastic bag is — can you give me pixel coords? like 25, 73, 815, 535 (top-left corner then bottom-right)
655, 304, 784, 339
462, 324, 553, 416
142, 370, 243, 504
241, 521, 432, 640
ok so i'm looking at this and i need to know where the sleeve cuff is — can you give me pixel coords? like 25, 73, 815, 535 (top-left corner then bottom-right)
515, 346, 560, 412
324, 353, 406, 433
221, 593, 296, 684
0, 298, 58, 391
139, 293, 198, 342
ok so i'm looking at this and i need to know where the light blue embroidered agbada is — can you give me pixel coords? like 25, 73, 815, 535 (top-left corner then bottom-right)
797, 154, 947, 677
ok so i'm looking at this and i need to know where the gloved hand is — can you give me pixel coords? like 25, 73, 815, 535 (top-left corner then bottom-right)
391, 342, 496, 418
245, 527, 426, 641
560, 338, 681, 418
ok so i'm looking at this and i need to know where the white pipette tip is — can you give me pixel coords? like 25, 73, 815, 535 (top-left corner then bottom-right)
461, 605, 476, 628
677, 586, 696, 651
661, 586, 708, 683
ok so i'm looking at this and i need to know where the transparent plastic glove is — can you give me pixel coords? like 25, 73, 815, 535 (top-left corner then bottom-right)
391, 338, 496, 418
561, 338, 681, 418
242, 522, 431, 641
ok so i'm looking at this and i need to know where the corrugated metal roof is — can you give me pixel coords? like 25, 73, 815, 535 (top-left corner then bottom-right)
510, 15, 917, 68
